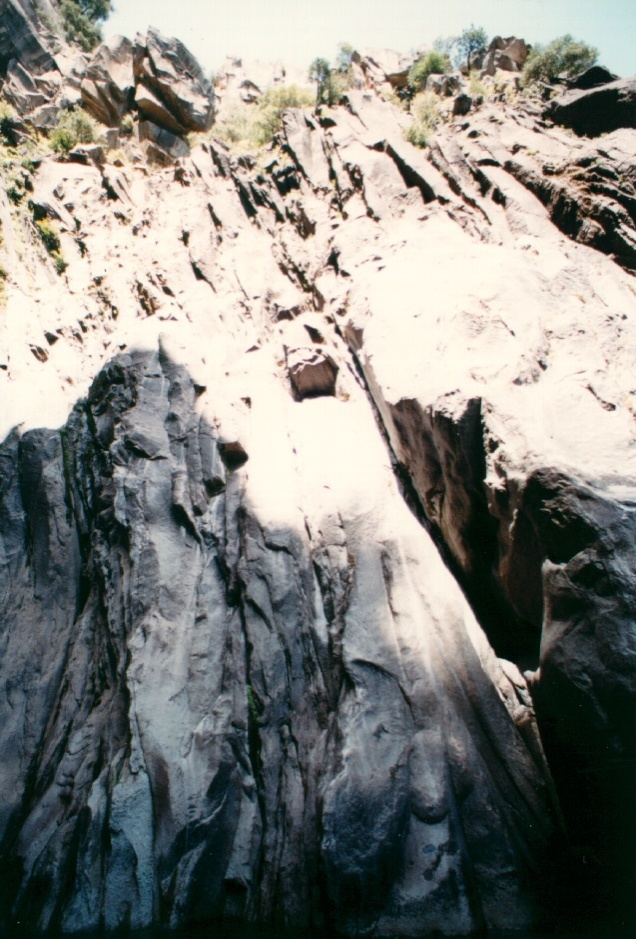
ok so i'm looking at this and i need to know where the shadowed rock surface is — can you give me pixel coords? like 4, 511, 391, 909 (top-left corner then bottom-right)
548, 76, 636, 137
0, 5, 635, 935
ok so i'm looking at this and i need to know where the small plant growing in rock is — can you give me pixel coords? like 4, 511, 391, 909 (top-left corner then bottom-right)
35, 218, 60, 254
255, 85, 315, 143
35, 218, 67, 275
50, 108, 97, 154
405, 92, 441, 148
0, 98, 17, 145
469, 71, 487, 97
119, 114, 134, 137
521, 35, 598, 86
211, 85, 315, 152
408, 51, 451, 92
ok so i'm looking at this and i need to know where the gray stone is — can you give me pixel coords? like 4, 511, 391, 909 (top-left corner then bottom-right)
287, 346, 338, 398
0, 0, 57, 78
80, 35, 135, 127
137, 119, 190, 162
132, 27, 214, 134
453, 93, 473, 116
547, 77, 636, 136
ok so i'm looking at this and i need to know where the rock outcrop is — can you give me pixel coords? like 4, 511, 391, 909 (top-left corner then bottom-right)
547, 76, 636, 136
480, 35, 531, 75
1, 7, 635, 936
0, 0, 57, 76
133, 27, 214, 134
80, 34, 135, 127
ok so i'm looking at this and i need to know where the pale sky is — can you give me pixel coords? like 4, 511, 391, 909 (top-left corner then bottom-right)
105, 0, 634, 79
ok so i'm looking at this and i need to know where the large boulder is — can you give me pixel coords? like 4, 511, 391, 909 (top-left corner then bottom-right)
480, 36, 531, 76
137, 118, 190, 163
81, 35, 135, 127
133, 27, 214, 134
548, 77, 636, 136
426, 73, 461, 97
568, 65, 619, 90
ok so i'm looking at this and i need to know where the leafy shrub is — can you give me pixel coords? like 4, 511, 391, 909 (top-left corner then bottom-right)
58, 0, 112, 52
405, 92, 441, 148
408, 51, 451, 92
50, 108, 97, 154
3, 164, 28, 204
0, 98, 17, 143
521, 34, 598, 86
322, 70, 352, 106
213, 85, 315, 151
469, 70, 488, 98
35, 218, 60, 254
119, 114, 134, 137
35, 218, 67, 274
255, 85, 315, 142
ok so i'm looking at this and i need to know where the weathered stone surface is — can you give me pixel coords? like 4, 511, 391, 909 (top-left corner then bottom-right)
426, 72, 460, 96
453, 92, 472, 116
568, 64, 619, 90
133, 27, 214, 134
481, 36, 531, 75
137, 118, 190, 162
548, 76, 636, 136
2, 58, 52, 112
0, 345, 559, 934
287, 346, 338, 398
80, 35, 135, 127
0, 0, 56, 77
1, 15, 636, 936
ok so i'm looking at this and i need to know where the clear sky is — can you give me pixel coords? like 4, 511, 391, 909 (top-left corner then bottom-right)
105, 0, 635, 79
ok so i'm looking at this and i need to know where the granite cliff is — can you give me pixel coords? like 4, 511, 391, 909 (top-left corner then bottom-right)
0, 2, 635, 934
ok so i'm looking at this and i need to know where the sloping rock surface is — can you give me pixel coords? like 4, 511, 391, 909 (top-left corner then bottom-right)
0, 0, 57, 75
1, 10, 636, 935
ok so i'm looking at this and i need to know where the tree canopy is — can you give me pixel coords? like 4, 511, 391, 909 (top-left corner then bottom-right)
521, 34, 598, 85
59, 0, 113, 52
454, 25, 488, 68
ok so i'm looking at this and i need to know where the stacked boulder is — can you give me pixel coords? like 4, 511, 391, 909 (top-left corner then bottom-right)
0, 15, 215, 162
478, 36, 531, 75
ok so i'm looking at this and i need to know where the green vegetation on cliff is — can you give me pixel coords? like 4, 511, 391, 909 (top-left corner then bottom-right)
521, 34, 598, 86
59, 0, 113, 52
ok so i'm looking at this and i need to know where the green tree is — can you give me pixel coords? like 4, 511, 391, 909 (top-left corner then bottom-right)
521, 34, 598, 86
454, 25, 488, 69
50, 108, 98, 153
336, 42, 355, 72
308, 57, 331, 103
408, 50, 451, 92
59, 0, 113, 52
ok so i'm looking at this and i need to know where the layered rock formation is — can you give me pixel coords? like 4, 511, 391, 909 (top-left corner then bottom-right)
0, 6, 635, 935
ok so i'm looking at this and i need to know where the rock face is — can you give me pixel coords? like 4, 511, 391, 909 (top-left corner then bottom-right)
0, 0, 57, 75
133, 27, 214, 133
1, 9, 636, 936
80, 35, 135, 127
548, 76, 636, 136
0, 347, 558, 934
